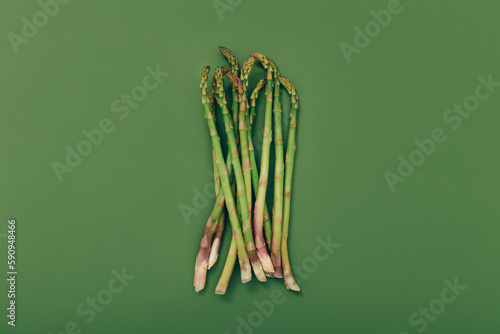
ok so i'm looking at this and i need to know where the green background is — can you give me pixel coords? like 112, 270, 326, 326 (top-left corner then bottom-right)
1, 0, 499, 333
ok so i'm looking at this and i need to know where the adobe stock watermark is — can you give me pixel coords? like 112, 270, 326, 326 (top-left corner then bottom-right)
213, 0, 244, 21
7, 0, 72, 54
340, 0, 411, 63
179, 171, 218, 224
398, 277, 467, 334
223, 235, 340, 334
385, 74, 499, 192
51, 64, 169, 182
48, 268, 135, 334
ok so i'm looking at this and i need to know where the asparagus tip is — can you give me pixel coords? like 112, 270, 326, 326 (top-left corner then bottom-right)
249, 52, 263, 60
278, 76, 299, 106
200, 66, 210, 88
219, 46, 238, 68
250, 79, 266, 102
249, 52, 270, 69
240, 57, 256, 83
226, 73, 244, 94
221, 65, 231, 76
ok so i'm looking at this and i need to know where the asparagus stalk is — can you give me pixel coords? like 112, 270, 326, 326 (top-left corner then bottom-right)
210, 73, 222, 197
230, 57, 255, 213
268, 58, 284, 278
278, 76, 300, 291
229, 76, 275, 277
238, 58, 255, 215
228, 73, 254, 217
215, 159, 242, 292
248, 80, 273, 250
215, 235, 237, 295
193, 180, 229, 291
219, 47, 240, 142
220, 63, 252, 283
204, 68, 232, 271
231, 170, 250, 283
214, 67, 268, 281
218, 56, 240, 281
193, 214, 219, 292
195, 66, 251, 292
210, 65, 231, 112
240, 57, 274, 248
207, 76, 227, 269
208, 142, 225, 269
208, 210, 225, 269
210, 141, 247, 276
194, 150, 235, 292
213, 151, 221, 194
249, 53, 276, 274
207, 198, 226, 268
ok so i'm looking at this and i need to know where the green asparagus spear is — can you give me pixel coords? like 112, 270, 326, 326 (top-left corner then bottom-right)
214, 67, 268, 282
249, 52, 276, 274
195, 67, 252, 292
278, 76, 300, 291
248, 80, 273, 250
215, 235, 237, 295
268, 58, 284, 278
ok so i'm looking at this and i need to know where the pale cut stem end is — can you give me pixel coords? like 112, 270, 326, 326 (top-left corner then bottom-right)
257, 248, 275, 273
239, 255, 252, 283
194, 249, 209, 292
208, 252, 219, 270
284, 278, 301, 292
194, 271, 207, 292
253, 214, 274, 272
271, 252, 283, 278
248, 252, 267, 282
272, 268, 283, 278
193, 220, 213, 292
282, 249, 299, 290
252, 262, 267, 282
208, 213, 226, 269
283, 257, 300, 291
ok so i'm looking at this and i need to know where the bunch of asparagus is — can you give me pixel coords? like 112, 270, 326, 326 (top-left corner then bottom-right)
194, 47, 301, 295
